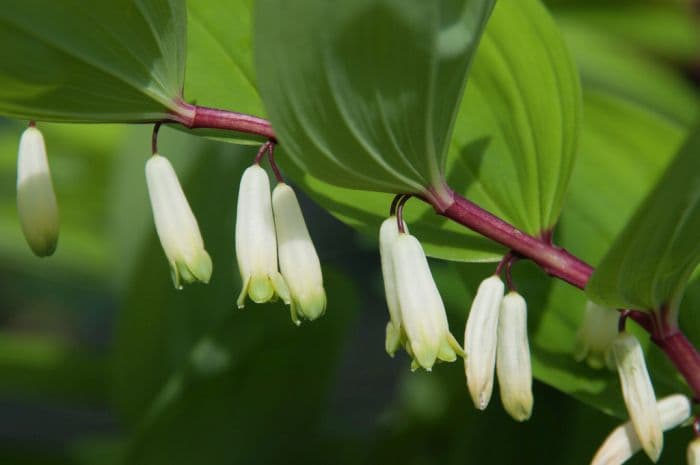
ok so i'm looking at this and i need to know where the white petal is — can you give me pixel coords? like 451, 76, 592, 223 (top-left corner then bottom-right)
235, 165, 282, 305
16, 126, 59, 257
465, 275, 504, 409
380, 216, 408, 355
613, 332, 663, 462
146, 154, 211, 288
272, 183, 326, 321
496, 292, 533, 421
392, 233, 445, 371
591, 394, 691, 465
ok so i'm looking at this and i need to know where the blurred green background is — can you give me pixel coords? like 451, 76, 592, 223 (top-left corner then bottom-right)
0, 0, 698, 464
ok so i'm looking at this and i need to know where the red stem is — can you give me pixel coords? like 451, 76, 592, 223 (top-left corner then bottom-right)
174, 103, 276, 141
166, 105, 700, 399
436, 187, 593, 289
653, 331, 700, 402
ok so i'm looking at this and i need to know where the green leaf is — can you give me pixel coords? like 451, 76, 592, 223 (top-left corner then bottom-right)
553, 3, 700, 62
255, 0, 496, 196
557, 19, 700, 126
561, 92, 686, 266
587, 127, 700, 314
181, 0, 266, 144
0, 0, 188, 122
278, 0, 581, 261
452, 91, 687, 418
446, 0, 581, 234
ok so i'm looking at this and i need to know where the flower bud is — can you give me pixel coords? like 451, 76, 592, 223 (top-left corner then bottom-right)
392, 233, 463, 371
574, 301, 618, 370
146, 154, 212, 289
464, 275, 504, 409
688, 438, 700, 465
613, 331, 663, 462
272, 182, 326, 324
496, 291, 533, 421
235, 165, 289, 308
591, 394, 691, 465
16, 126, 59, 257
379, 216, 408, 356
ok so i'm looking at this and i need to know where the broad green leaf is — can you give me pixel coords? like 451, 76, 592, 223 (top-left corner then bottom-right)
184, 0, 260, 116
181, 0, 266, 144
557, 19, 700, 126
561, 92, 686, 265
533, 93, 686, 415
0, 0, 188, 122
587, 128, 700, 314
454, 91, 686, 418
445, 0, 581, 234
279, 0, 581, 261
255, 0, 496, 197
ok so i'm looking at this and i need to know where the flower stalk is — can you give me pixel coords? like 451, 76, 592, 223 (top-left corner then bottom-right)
162, 105, 700, 401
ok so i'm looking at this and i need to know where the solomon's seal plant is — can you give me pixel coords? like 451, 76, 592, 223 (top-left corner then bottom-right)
3, 0, 700, 463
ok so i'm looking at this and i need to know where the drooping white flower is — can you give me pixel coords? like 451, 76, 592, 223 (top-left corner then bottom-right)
379, 216, 407, 356
16, 125, 59, 257
613, 331, 663, 462
235, 165, 289, 308
272, 182, 325, 324
688, 437, 700, 465
391, 232, 463, 371
496, 291, 533, 421
145, 154, 212, 289
464, 275, 504, 409
591, 394, 691, 465
574, 301, 619, 370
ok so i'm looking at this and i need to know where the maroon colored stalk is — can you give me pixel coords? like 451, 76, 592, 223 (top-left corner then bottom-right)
173, 103, 276, 141
436, 187, 593, 289
165, 105, 700, 400
654, 332, 700, 401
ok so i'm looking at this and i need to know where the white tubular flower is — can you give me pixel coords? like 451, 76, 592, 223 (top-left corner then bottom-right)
688, 438, 700, 465
496, 291, 533, 422
146, 154, 212, 289
574, 301, 619, 370
591, 394, 691, 465
16, 126, 59, 257
391, 232, 463, 371
272, 182, 326, 324
613, 331, 663, 462
464, 275, 505, 410
379, 216, 407, 356
235, 165, 289, 308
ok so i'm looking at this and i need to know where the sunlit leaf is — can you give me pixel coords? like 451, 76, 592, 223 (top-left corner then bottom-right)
181, 0, 265, 144
558, 19, 699, 126
587, 127, 700, 314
